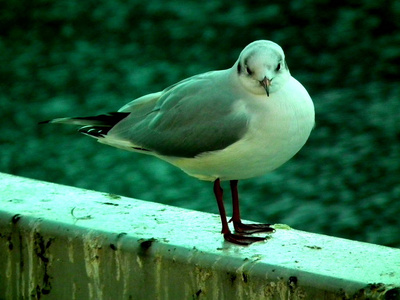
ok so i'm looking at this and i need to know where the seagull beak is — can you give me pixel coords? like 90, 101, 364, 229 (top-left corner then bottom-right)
260, 77, 271, 97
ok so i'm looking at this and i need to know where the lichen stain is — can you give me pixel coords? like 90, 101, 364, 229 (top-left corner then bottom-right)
105, 193, 121, 200
138, 238, 157, 256
11, 214, 22, 224
264, 277, 307, 300
31, 232, 54, 298
353, 283, 400, 299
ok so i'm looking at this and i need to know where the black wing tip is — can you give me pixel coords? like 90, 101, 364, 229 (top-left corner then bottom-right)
78, 126, 109, 138
38, 112, 130, 126
74, 112, 130, 125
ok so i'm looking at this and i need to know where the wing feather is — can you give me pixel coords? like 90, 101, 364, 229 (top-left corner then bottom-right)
106, 71, 249, 158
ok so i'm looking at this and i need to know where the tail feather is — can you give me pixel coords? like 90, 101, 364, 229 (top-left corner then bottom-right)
40, 112, 130, 138
40, 112, 129, 127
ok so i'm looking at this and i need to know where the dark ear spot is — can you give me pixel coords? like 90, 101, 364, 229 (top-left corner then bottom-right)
237, 62, 242, 74
245, 66, 253, 75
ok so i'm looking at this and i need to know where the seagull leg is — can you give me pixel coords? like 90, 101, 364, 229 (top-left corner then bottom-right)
229, 180, 275, 234
213, 179, 265, 245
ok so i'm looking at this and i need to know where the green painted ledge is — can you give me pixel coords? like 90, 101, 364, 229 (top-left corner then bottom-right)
0, 172, 399, 300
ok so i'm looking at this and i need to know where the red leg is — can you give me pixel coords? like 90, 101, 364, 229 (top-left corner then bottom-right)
230, 180, 274, 234
213, 179, 265, 245
213, 178, 230, 236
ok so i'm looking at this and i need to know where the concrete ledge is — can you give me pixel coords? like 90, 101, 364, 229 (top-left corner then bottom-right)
1, 172, 399, 299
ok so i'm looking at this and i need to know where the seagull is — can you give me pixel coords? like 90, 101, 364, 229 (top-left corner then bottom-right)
41, 40, 315, 245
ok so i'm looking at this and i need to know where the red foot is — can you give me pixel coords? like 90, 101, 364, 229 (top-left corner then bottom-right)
232, 221, 275, 234
223, 233, 266, 246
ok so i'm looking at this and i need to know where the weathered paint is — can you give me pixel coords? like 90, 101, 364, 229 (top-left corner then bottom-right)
1, 173, 399, 299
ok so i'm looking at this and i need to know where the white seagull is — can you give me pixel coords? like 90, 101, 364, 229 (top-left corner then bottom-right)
41, 40, 315, 245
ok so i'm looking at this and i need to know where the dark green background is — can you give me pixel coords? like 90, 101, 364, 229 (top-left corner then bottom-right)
1, 1, 399, 247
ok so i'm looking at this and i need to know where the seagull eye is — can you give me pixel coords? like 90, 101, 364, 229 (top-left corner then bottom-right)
245, 66, 253, 75
276, 63, 281, 71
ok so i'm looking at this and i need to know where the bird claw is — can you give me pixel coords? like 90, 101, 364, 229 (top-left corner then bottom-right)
223, 233, 266, 246
231, 221, 275, 234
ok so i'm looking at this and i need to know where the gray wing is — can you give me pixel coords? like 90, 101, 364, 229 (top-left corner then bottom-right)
107, 71, 249, 158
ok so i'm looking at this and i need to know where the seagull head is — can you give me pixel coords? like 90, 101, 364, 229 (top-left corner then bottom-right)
235, 40, 291, 96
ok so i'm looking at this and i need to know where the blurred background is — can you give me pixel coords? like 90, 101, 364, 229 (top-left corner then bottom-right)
1, 1, 399, 247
